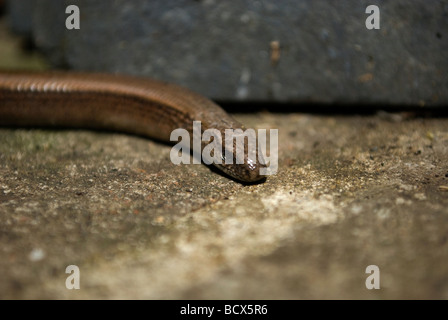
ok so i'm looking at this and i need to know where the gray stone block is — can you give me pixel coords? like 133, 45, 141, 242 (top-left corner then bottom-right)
6, 0, 34, 35
6, 0, 448, 106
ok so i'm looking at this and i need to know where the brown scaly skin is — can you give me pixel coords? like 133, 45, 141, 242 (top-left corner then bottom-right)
0, 71, 266, 182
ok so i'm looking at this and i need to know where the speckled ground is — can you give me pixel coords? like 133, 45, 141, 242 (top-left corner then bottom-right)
1, 113, 447, 299
1, 17, 448, 300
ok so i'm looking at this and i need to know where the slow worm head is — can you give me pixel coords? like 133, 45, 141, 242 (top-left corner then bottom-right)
0, 71, 267, 183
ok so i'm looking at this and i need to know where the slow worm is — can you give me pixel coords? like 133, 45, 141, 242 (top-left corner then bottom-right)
0, 71, 266, 182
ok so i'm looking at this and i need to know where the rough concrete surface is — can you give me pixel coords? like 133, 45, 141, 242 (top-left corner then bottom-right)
6, 0, 448, 105
1, 14, 448, 300
1, 111, 448, 300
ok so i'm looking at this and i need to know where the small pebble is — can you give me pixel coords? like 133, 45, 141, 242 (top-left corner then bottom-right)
29, 248, 45, 262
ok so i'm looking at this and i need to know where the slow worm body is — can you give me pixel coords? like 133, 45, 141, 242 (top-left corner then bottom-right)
0, 71, 266, 182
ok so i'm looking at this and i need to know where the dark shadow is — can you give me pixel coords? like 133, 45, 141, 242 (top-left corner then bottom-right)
207, 164, 268, 185
218, 101, 448, 118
